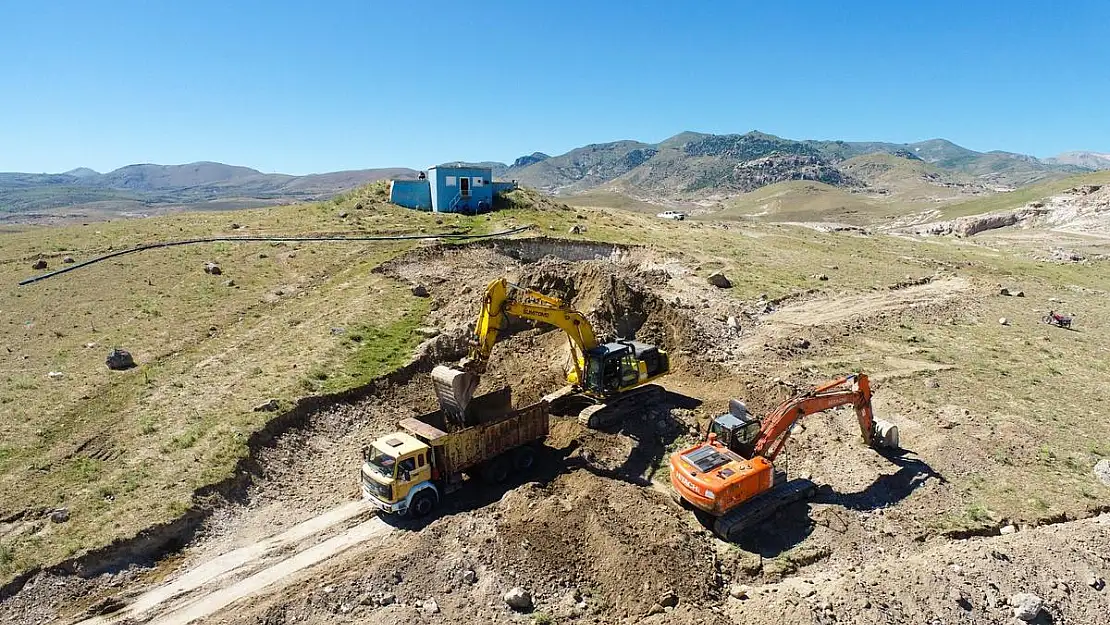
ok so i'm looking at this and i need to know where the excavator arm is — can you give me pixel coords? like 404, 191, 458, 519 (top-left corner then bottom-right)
466, 278, 599, 384
753, 374, 878, 460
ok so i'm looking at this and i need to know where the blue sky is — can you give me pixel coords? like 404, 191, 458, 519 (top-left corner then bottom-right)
2, 1, 1107, 174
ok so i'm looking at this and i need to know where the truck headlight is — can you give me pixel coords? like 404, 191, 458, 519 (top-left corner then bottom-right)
704, 489, 716, 500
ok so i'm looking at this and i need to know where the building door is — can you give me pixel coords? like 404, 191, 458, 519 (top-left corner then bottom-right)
459, 176, 470, 197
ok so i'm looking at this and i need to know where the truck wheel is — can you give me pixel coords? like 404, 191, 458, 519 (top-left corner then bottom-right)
481, 456, 510, 483
409, 490, 438, 518
512, 446, 535, 471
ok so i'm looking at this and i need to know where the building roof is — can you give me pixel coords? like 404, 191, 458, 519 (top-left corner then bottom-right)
428, 164, 493, 173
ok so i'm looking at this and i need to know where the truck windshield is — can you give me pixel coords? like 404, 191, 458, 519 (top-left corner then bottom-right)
366, 447, 397, 478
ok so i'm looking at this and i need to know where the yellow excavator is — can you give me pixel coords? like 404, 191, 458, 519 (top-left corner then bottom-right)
432, 277, 671, 427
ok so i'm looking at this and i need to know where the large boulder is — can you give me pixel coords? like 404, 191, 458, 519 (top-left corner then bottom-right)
503, 587, 533, 612
105, 348, 136, 370
707, 271, 732, 288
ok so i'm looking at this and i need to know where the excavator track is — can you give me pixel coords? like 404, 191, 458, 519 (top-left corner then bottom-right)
544, 384, 664, 428
575, 384, 664, 428
713, 478, 817, 541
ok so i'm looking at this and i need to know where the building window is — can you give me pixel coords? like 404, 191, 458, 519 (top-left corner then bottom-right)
472, 177, 484, 187
445, 176, 456, 187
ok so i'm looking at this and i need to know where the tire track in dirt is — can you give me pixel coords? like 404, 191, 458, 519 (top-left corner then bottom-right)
148, 517, 391, 625
73, 501, 379, 625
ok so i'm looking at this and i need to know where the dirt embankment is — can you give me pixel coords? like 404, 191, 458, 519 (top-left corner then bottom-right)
915, 184, 1110, 238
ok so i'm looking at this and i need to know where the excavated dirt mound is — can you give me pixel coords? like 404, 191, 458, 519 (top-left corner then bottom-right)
250, 471, 719, 624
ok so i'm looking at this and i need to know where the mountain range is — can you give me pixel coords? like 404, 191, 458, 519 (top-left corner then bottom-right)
0, 163, 415, 219
3, 133, 1107, 221
490, 133, 1102, 202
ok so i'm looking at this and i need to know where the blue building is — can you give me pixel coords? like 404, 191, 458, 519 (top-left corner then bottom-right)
389, 164, 516, 214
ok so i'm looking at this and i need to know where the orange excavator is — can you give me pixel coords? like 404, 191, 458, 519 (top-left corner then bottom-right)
669, 373, 899, 540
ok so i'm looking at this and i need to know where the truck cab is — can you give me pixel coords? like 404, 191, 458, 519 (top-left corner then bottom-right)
361, 432, 435, 515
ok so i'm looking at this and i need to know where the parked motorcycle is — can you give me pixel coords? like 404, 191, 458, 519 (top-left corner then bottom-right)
1042, 310, 1073, 328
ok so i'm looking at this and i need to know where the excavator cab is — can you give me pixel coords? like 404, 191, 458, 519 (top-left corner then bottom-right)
582, 341, 669, 396
707, 400, 762, 458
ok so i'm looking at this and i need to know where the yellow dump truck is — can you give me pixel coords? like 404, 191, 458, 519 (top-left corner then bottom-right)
360, 387, 549, 517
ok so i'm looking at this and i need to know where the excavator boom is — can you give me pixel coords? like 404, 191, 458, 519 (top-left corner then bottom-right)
754, 374, 876, 461
467, 278, 598, 384
669, 372, 898, 539
433, 277, 670, 428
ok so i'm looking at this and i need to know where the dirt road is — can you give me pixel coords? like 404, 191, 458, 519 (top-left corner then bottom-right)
74, 501, 387, 625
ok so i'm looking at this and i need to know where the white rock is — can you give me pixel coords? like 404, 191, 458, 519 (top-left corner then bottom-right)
1010, 593, 1043, 621
729, 584, 749, 600
999, 317, 1009, 326
1000, 524, 1017, 535
1094, 459, 1110, 486
423, 598, 439, 614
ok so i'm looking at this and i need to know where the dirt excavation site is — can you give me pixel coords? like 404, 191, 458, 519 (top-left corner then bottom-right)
4, 237, 1109, 625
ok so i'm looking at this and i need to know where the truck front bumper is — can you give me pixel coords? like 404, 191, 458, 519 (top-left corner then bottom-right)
362, 484, 406, 515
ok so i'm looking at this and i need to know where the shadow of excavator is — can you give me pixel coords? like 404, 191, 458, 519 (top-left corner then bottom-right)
730, 449, 946, 557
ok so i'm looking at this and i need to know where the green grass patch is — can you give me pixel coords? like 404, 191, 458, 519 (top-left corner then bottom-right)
319, 301, 430, 393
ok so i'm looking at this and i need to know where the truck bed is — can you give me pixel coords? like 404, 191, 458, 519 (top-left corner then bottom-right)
400, 388, 549, 475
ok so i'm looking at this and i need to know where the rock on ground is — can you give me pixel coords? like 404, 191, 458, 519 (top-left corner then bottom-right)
1010, 593, 1043, 621
32, 259, 47, 270
1094, 459, 1110, 486
503, 587, 533, 612
204, 262, 222, 275
105, 348, 136, 370
707, 271, 731, 288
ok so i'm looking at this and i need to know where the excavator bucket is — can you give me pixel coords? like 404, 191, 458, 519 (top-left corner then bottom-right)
873, 419, 900, 448
431, 365, 479, 424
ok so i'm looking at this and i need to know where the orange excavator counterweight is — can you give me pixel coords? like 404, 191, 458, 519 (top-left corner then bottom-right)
669, 373, 899, 539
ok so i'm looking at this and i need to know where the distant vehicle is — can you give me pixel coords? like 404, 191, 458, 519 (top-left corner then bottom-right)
1042, 310, 1073, 328
656, 210, 686, 221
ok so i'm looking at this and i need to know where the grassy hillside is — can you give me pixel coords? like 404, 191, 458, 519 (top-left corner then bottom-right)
710, 180, 889, 224
0, 187, 483, 579
939, 169, 1110, 219
561, 190, 672, 214
3, 183, 1110, 584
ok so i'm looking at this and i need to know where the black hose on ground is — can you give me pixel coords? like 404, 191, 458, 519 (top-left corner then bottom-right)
18, 225, 533, 286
